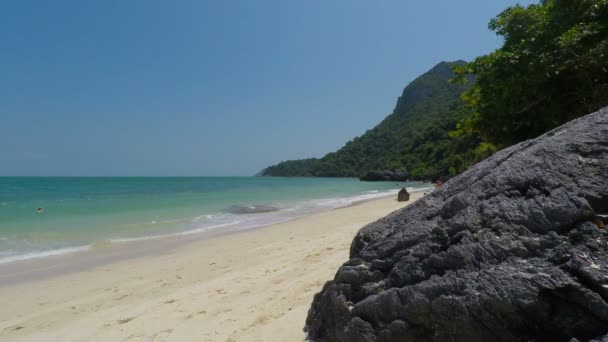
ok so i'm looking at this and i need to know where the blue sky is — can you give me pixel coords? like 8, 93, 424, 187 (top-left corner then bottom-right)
1, 0, 536, 176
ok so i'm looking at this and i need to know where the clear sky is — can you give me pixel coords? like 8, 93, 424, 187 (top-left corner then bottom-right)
1, 0, 536, 176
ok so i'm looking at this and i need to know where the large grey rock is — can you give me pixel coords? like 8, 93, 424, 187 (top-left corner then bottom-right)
306, 107, 608, 341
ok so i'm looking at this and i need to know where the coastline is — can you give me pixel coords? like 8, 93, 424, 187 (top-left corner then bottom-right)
0, 192, 425, 341
0, 189, 429, 287
0, 180, 430, 269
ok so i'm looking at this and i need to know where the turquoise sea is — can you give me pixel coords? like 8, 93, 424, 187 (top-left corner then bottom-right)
0, 177, 430, 264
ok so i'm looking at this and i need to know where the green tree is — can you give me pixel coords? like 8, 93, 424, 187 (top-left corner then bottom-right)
454, 0, 608, 146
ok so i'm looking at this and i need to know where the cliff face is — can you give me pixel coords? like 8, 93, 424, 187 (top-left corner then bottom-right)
392, 61, 466, 115
306, 107, 608, 341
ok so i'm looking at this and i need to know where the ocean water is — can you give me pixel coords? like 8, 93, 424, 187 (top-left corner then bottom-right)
0, 177, 430, 264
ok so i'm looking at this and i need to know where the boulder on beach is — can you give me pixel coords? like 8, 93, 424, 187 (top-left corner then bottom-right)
397, 188, 410, 202
305, 107, 608, 341
360, 170, 409, 182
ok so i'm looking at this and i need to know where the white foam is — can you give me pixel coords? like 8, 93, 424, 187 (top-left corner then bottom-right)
0, 186, 433, 265
108, 219, 242, 243
0, 245, 92, 265
106, 189, 408, 243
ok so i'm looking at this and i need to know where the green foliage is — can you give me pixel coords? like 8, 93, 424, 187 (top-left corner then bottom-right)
454, 0, 608, 146
261, 158, 320, 177
262, 61, 482, 180
262, 0, 608, 182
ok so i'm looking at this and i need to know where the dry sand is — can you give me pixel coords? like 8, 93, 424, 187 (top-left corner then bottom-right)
0, 192, 424, 342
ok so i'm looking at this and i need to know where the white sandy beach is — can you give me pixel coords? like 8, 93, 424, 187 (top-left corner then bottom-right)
0, 193, 424, 342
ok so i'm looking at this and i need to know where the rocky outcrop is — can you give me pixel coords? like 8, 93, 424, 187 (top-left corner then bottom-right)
306, 107, 608, 341
360, 170, 410, 182
397, 188, 410, 202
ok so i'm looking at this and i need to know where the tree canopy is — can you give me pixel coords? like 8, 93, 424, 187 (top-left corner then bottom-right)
454, 0, 608, 147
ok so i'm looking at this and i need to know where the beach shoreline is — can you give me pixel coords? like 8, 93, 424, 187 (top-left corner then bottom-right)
0, 192, 424, 341
0, 189, 428, 287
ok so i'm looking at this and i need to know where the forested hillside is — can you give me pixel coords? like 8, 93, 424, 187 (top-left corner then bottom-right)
261, 61, 482, 180
263, 0, 608, 181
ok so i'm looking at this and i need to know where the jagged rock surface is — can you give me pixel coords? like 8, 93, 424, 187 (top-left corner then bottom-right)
360, 170, 410, 182
306, 108, 608, 341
